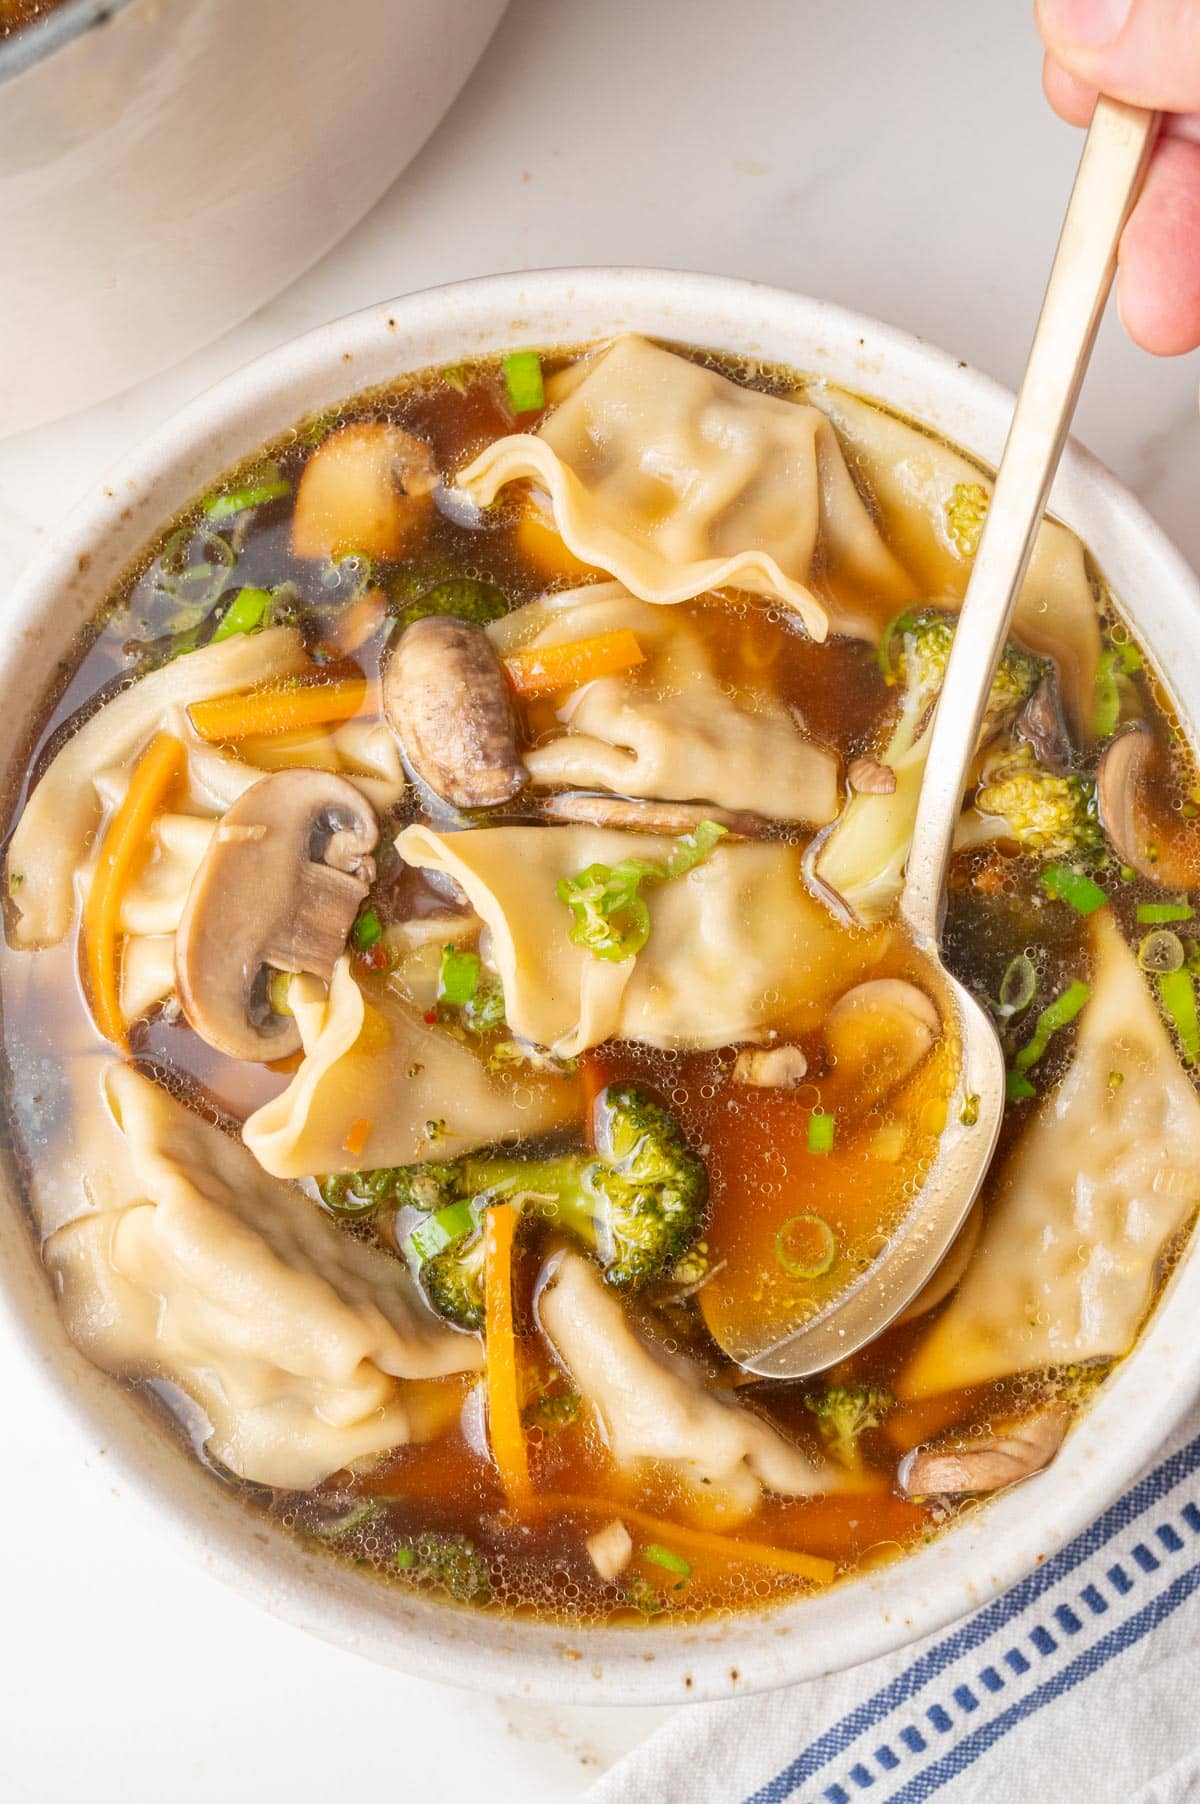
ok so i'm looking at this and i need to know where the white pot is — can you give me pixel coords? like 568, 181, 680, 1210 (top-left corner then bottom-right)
0, 0, 506, 436
3, 268, 1198, 1704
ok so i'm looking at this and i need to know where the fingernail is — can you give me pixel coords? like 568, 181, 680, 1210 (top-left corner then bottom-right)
1038, 0, 1133, 46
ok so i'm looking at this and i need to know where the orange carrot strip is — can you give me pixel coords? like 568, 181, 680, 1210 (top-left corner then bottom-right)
484, 1202, 531, 1510
82, 732, 185, 1050
527, 1493, 836, 1585
188, 674, 366, 742
342, 1117, 372, 1159
503, 630, 645, 698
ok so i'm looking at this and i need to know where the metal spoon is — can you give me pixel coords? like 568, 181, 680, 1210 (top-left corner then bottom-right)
720, 97, 1159, 1380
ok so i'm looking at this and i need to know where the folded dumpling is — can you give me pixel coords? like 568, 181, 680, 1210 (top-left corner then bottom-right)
901, 912, 1200, 1397
488, 584, 839, 824
455, 336, 911, 640
538, 1252, 851, 1523
45, 1064, 481, 1489
242, 956, 580, 1179
395, 823, 888, 1057
809, 386, 1102, 738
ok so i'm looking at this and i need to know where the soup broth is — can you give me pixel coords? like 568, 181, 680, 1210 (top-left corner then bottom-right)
4, 335, 1199, 1630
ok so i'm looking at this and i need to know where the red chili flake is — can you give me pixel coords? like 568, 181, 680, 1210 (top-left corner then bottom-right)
353, 943, 390, 974
424, 1008, 439, 1025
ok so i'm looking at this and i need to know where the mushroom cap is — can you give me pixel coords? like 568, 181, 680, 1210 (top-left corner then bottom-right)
823, 978, 940, 1107
291, 423, 438, 563
1096, 723, 1200, 887
175, 769, 378, 1062
383, 615, 526, 811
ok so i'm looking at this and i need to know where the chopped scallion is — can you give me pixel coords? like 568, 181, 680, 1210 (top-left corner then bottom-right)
352, 908, 383, 950
407, 1200, 476, 1263
558, 821, 727, 961
1092, 642, 1143, 739
775, 1213, 837, 1279
394, 1547, 417, 1569
997, 952, 1038, 1018
1137, 929, 1184, 974
1157, 968, 1200, 1064
212, 585, 272, 642
438, 944, 480, 1005
1039, 863, 1107, 916
643, 1544, 692, 1580
1137, 900, 1195, 924
203, 465, 292, 521
1013, 978, 1091, 1074
502, 350, 545, 414
807, 1110, 836, 1155
1005, 1069, 1037, 1102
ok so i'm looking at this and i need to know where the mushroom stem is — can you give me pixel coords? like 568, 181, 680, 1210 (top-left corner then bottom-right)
541, 793, 766, 836
897, 1405, 1067, 1498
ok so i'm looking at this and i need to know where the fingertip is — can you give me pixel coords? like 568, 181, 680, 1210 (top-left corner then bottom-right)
1042, 54, 1099, 127
1117, 138, 1200, 355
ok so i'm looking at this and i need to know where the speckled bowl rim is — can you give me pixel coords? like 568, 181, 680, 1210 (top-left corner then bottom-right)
2, 268, 1199, 1706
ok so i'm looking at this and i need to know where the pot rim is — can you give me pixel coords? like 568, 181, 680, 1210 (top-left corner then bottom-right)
0, 0, 137, 84
4, 265, 1199, 1706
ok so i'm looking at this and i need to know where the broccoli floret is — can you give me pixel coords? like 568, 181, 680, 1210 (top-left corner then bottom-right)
804, 1383, 895, 1469
393, 577, 508, 633
956, 739, 1105, 862
944, 480, 990, 558
396, 1530, 491, 1603
373, 1083, 708, 1329
815, 607, 1046, 924
317, 1161, 464, 1219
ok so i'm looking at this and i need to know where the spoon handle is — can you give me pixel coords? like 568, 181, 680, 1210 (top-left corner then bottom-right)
900, 97, 1158, 949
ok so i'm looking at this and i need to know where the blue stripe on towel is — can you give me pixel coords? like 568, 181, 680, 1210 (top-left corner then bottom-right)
743, 1432, 1200, 1804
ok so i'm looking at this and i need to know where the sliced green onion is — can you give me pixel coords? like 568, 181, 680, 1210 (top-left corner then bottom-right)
998, 953, 1038, 1018
775, 1213, 837, 1279
313, 1500, 383, 1539
1138, 929, 1184, 974
203, 464, 292, 521
1093, 642, 1144, 738
643, 1544, 691, 1580
1014, 978, 1092, 1073
394, 1546, 417, 1569
407, 1200, 476, 1263
1158, 968, 1200, 1063
438, 944, 480, 1005
213, 585, 272, 642
352, 908, 383, 950
1039, 864, 1108, 916
558, 823, 727, 962
662, 818, 727, 878
1137, 900, 1195, 924
807, 1110, 836, 1155
877, 607, 917, 677
503, 350, 545, 414
1006, 1069, 1037, 1102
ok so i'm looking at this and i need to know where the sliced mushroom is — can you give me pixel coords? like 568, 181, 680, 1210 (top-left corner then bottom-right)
897, 1405, 1067, 1498
175, 770, 378, 1061
1097, 723, 1200, 886
542, 793, 765, 837
383, 616, 526, 810
585, 1519, 633, 1582
1017, 676, 1070, 775
823, 979, 940, 1108
732, 1045, 809, 1088
291, 423, 438, 562
846, 756, 897, 796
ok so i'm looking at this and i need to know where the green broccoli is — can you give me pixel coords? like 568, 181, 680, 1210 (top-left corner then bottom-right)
955, 739, 1106, 862
395, 1530, 491, 1603
804, 1383, 895, 1470
815, 607, 1046, 924
944, 480, 991, 558
392, 577, 509, 633
362, 1083, 708, 1330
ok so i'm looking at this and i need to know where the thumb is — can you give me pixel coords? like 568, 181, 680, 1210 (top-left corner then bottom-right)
1035, 0, 1200, 112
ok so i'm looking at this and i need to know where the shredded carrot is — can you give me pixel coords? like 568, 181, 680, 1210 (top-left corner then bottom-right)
188, 674, 366, 742
503, 630, 645, 698
82, 732, 185, 1050
526, 1494, 836, 1585
484, 1202, 531, 1510
342, 1117, 372, 1159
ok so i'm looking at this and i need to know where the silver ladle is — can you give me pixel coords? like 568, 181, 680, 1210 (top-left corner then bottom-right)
721, 97, 1158, 1379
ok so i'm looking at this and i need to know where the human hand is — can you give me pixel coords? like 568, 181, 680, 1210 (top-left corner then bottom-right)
1036, 0, 1200, 354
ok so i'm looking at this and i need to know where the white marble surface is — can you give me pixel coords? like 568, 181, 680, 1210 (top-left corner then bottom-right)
1, 2, 1197, 1800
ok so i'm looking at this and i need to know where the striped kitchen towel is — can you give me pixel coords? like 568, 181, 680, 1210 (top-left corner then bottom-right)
586, 1410, 1200, 1804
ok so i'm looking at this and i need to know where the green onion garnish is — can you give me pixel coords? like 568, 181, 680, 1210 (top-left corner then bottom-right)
203, 464, 292, 521
775, 1213, 837, 1279
394, 1547, 417, 1569
1092, 642, 1143, 739
1039, 864, 1108, 916
313, 1500, 383, 1539
1137, 929, 1184, 974
438, 944, 480, 1005
352, 908, 383, 950
1005, 1069, 1037, 1102
807, 1110, 836, 1155
1157, 968, 1200, 1063
1013, 978, 1092, 1075
212, 584, 272, 642
502, 350, 545, 414
407, 1200, 476, 1263
643, 1544, 691, 1580
558, 821, 727, 961
1137, 900, 1195, 924
997, 953, 1038, 1018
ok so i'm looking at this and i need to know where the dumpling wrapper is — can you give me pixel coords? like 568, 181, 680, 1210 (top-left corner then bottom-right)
242, 956, 580, 1180
455, 335, 911, 640
539, 1252, 859, 1524
395, 824, 888, 1058
809, 385, 1102, 739
45, 1064, 481, 1490
488, 584, 840, 825
901, 912, 1200, 1398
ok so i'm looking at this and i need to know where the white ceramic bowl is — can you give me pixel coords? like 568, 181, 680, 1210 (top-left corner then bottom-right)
3, 268, 1199, 1705
0, 0, 506, 436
